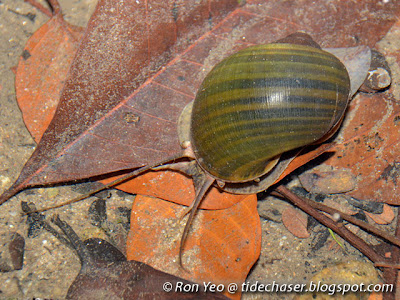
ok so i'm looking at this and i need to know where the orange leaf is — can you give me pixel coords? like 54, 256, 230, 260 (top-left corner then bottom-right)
324, 92, 400, 205
101, 170, 248, 209
126, 194, 261, 299
365, 204, 395, 225
15, 15, 84, 142
277, 144, 334, 183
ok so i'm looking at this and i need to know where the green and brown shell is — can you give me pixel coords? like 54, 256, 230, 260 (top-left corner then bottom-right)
190, 43, 350, 182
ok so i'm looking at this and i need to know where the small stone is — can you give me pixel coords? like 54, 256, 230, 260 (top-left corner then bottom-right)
0, 175, 11, 189
299, 168, 357, 194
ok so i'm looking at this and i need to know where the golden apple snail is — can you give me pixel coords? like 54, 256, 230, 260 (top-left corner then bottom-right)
190, 42, 350, 182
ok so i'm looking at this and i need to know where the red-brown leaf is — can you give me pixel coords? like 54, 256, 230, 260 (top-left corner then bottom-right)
325, 93, 400, 204
0, 0, 239, 204
2, 0, 400, 208
320, 20, 400, 205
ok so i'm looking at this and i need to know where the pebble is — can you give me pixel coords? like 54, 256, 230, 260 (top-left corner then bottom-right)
0, 175, 11, 189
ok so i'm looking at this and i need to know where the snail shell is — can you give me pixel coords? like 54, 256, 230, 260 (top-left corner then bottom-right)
190, 42, 350, 183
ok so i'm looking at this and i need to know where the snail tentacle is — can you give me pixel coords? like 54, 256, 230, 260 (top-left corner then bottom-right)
27, 153, 186, 214
179, 174, 215, 270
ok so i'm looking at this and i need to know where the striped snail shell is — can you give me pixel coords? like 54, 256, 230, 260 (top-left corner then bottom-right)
190, 39, 351, 183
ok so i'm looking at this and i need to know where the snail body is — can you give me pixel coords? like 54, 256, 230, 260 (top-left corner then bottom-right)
166, 34, 354, 267
190, 42, 350, 183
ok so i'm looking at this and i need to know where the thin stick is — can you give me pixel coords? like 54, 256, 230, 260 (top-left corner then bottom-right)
375, 262, 400, 269
23, 0, 55, 18
381, 208, 400, 299
47, 0, 61, 15
275, 185, 385, 263
299, 195, 400, 248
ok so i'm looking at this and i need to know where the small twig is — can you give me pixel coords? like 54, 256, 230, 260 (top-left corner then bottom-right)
382, 208, 400, 299
375, 262, 400, 269
24, 154, 184, 214
275, 185, 385, 263
394, 214, 400, 297
299, 194, 400, 248
23, 0, 53, 18
47, 0, 61, 15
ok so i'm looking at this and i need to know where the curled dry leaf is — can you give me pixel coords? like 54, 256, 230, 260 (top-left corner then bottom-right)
3, 1, 400, 299
365, 204, 395, 225
48, 216, 230, 300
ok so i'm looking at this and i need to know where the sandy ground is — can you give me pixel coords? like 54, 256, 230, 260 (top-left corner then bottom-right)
0, 0, 386, 299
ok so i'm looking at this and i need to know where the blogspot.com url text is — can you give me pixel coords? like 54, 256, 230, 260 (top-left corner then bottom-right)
162, 281, 393, 295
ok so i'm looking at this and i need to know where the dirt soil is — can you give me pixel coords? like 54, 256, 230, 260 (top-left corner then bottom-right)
0, 0, 391, 299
